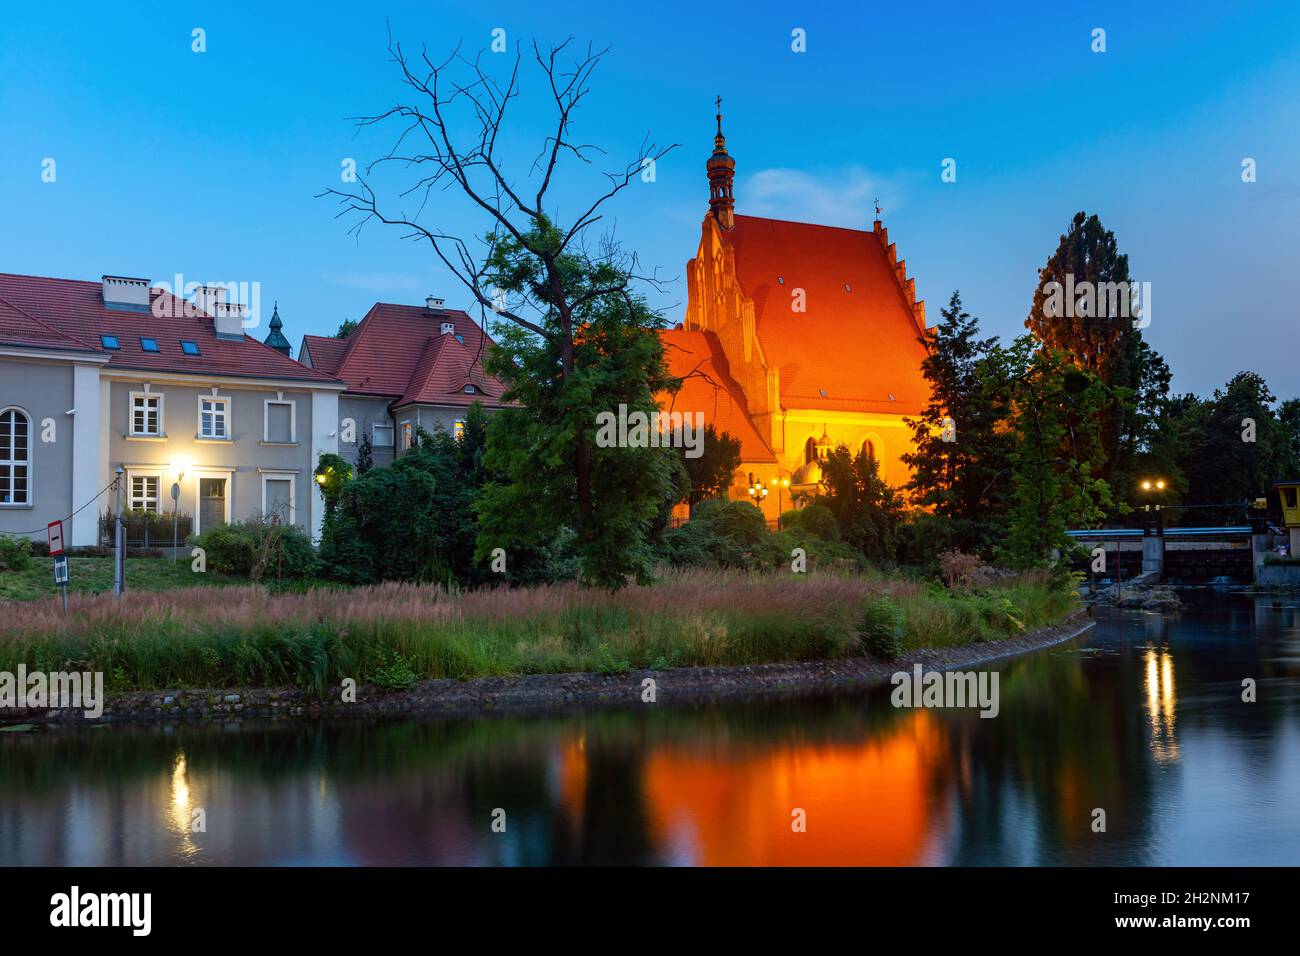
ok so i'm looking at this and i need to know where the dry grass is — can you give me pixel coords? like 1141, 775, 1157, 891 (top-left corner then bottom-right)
0, 569, 1072, 695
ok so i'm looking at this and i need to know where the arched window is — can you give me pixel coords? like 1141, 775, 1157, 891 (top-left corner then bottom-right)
0, 408, 31, 505
862, 439, 876, 461
805, 436, 818, 464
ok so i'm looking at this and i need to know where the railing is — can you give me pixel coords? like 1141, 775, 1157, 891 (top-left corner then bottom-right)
99, 509, 194, 549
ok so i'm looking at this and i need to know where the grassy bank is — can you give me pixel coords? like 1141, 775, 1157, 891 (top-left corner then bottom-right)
0, 569, 1076, 696
0, 556, 240, 603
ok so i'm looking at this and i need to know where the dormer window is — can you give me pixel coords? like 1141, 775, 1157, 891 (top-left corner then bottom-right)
464, 384, 476, 394
440, 322, 455, 335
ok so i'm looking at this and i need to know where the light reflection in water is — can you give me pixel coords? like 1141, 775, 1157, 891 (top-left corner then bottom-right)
168, 750, 201, 860
1144, 646, 1179, 763
555, 711, 948, 866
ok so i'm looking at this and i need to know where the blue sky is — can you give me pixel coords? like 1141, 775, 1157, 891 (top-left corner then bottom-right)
2, 0, 1297, 396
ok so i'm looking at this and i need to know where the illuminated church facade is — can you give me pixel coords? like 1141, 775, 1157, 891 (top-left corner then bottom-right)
661, 108, 932, 523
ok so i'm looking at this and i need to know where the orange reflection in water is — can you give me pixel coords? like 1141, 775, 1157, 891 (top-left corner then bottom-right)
559, 711, 949, 866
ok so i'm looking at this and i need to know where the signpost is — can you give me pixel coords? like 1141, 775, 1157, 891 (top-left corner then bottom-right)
171, 481, 181, 564
47, 520, 69, 614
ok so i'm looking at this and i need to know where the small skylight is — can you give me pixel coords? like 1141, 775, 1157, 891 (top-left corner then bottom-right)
140, 337, 159, 352
888, 393, 896, 401
464, 384, 476, 394
777, 276, 785, 285
844, 283, 852, 293
818, 388, 827, 398
455, 334, 464, 345
100, 334, 120, 350
180, 340, 201, 356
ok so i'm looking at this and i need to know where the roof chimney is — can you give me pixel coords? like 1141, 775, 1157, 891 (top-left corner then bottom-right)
440, 321, 455, 336
102, 275, 151, 312
197, 285, 245, 340
426, 295, 445, 310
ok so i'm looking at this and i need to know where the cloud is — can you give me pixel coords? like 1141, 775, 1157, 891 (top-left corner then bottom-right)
741, 167, 898, 230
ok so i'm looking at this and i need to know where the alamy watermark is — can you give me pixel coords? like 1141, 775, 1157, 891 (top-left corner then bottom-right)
595, 404, 705, 459
1041, 274, 1151, 329
1, 666, 104, 718
890, 664, 1000, 718
150, 274, 263, 329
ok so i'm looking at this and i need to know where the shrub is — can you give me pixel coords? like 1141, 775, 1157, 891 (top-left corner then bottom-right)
937, 550, 984, 590
858, 595, 904, 660
663, 499, 780, 570
193, 524, 259, 576
0, 534, 33, 572
193, 520, 316, 581
780, 502, 840, 541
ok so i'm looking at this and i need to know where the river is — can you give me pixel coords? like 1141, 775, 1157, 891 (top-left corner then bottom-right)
2, 589, 1298, 866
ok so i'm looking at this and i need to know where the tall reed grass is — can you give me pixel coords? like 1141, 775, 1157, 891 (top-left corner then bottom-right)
0, 569, 1075, 695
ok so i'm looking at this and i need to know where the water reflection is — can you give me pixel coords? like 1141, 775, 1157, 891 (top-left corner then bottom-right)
2, 592, 1298, 866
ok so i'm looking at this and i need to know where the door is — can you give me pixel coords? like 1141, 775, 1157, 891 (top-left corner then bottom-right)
199, 478, 226, 532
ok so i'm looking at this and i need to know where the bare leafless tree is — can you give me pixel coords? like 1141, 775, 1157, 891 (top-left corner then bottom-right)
322, 27, 676, 526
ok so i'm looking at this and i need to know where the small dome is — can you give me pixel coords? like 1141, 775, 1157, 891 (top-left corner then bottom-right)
791, 458, 823, 489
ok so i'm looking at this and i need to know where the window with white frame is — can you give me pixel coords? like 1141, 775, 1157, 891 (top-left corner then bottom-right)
130, 392, 162, 436
453, 420, 465, 441
130, 475, 160, 513
372, 423, 394, 448
264, 400, 295, 443
199, 396, 230, 439
0, 408, 31, 505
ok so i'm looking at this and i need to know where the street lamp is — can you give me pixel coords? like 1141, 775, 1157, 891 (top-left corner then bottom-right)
748, 479, 769, 519
769, 475, 790, 527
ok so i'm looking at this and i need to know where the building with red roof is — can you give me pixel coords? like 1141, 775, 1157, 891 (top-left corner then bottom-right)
664, 109, 932, 521
0, 272, 344, 546
298, 296, 509, 468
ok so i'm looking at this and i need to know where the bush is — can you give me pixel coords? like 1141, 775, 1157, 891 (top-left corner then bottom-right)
0, 534, 33, 572
193, 524, 259, 576
193, 520, 316, 581
937, 549, 984, 590
858, 595, 904, 660
663, 499, 780, 570
780, 502, 840, 541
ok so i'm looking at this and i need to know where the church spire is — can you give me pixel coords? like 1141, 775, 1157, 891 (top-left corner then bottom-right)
263, 301, 293, 358
706, 96, 736, 231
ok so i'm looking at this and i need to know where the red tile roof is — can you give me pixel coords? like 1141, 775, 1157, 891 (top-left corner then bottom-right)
0, 273, 341, 384
660, 329, 776, 463
724, 215, 930, 415
300, 335, 349, 375
397, 333, 502, 407
317, 302, 508, 406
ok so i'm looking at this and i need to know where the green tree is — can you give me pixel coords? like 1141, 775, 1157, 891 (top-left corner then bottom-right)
985, 337, 1115, 568
476, 230, 687, 588
816, 443, 904, 565
355, 430, 374, 475
336, 318, 358, 339
1172, 372, 1298, 522
1026, 211, 1170, 492
902, 290, 1015, 554
679, 424, 741, 508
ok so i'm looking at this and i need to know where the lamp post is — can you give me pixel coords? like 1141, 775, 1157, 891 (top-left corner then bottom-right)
748, 479, 769, 524
769, 475, 790, 528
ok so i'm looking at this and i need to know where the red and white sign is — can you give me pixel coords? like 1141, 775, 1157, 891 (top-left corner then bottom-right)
47, 520, 65, 556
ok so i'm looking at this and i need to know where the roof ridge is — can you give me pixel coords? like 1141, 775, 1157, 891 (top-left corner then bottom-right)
733, 213, 876, 236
